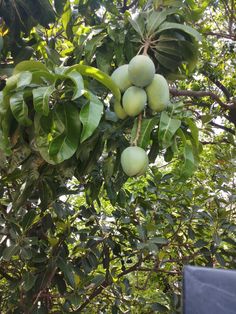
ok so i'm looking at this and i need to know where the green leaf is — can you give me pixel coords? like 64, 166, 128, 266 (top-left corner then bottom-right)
48, 103, 81, 163
215, 253, 226, 267
80, 93, 103, 143
57, 257, 75, 287
17, 71, 33, 88
182, 140, 197, 178
9, 91, 32, 126
185, 117, 199, 147
158, 112, 181, 148
176, 128, 187, 145
3, 244, 20, 261
22, 272, 37, 291
131, 117, 159, 149
65, 65, 121, 102
33, 85, 55, 116
156, 22, 202, 41
129, 14, 145, 38
62, 0, 72, 38
35, 103, 81, 164
147, 8, 176, 36
66, 70, 85, 100
54, 0, 67, 15
151, 302, 169, 312
155, 51, 180, 70
31, 71, 55, 85
13, 61, 49, 75
156, 41, 181, 57
22, 210, 37, 231
34, 112, 55, 164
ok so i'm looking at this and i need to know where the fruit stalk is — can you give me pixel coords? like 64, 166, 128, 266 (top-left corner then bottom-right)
132, 113, 143, 146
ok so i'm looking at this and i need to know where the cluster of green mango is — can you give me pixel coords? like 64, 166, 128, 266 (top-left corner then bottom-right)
111, 55, 169, 118
111, 55, 170, 177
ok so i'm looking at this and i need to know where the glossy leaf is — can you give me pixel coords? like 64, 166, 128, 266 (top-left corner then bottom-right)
155, 51, 180, 70
32, 85, 55, 116
158, 112, 181, 148
66, 70, 85, 100
48, 103, 81, 163
147, 8, 176, 36
17, 71, 32, 88
13, 61, 49, 75
61, 0, 72, 36
2, 245, 20, 261
182, 140, 197, 178
9, 91, 32, 126
22, 210, 38, 231
35, 103, 81, 164
128, 14, 145, 38
80, 93, 103, 143
185, 117, 199, 147
65, 64, 121, 102
157, 22, 202, 41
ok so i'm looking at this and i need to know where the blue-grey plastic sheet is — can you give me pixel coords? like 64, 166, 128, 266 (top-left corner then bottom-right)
184, 266, 236, 314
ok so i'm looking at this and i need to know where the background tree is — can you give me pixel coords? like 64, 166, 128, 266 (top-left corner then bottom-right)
0, 0, 235, 313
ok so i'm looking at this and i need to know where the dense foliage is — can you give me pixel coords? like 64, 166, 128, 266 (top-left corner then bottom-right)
0, 0, 235, 313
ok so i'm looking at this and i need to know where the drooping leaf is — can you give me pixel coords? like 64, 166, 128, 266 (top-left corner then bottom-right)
131, 117, 159, 149
2, 244, 20, 261
22, 272, 38, 292
61, 0, 72, 38
32, 85, 55, 115
147, 8, 176, 36
80, 93, 103, 143
48, 103, 81, 163
34, 112, 55, 164
185, 117, 199, 148
155, 51, 180, 70
156, 41, 181, 57
9, 91, 32, 126
129, 14, 145, 38
13, 61, 49, 75
181, 140, 197, 178
65, 70, 85, 100
22, 210, 38, 231
65, 65, 121, 102
158, 112, 181, 148
17, 71, 33, 88
156, 22, 202, 41
57, 257, 75, 287
35, 103, 81, 164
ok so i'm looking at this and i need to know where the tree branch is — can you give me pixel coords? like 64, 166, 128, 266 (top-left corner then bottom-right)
75, 256, 145, 312
204, 31, 236, 41
201, 70, 231, 101
120, 0, 138, 12
169, 88, 230, 109
209, 121, 235, 135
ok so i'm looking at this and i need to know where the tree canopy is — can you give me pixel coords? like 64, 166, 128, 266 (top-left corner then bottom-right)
0, 0, 235, 313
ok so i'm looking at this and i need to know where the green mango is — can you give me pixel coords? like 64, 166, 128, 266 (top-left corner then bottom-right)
128, 55, 155, 87
122, 86, 147, 117
121, 146, 149, 177
146, 74, 169, 112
